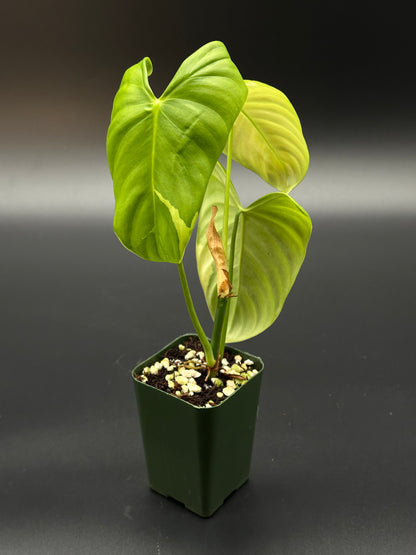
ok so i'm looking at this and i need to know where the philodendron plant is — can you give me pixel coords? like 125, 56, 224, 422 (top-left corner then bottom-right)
107, 41, 311, 376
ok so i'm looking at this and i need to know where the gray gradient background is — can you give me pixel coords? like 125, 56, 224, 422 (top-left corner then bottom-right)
1, 1, 415, 554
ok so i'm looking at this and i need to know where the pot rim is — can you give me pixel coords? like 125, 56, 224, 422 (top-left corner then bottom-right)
131, 332, 264, 410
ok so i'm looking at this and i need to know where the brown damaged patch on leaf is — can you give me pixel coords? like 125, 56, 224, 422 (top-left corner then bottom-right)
206, 206, 232, 298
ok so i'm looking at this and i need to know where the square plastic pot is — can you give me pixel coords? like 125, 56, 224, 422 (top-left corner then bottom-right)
131, 333, 264, 518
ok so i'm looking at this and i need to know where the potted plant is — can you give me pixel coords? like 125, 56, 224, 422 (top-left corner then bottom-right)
106, 40, 311, 517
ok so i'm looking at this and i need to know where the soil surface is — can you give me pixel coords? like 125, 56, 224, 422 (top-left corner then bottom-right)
133, 336, 258, 407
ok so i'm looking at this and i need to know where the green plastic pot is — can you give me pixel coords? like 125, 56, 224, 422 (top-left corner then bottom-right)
132, 333, 264, 518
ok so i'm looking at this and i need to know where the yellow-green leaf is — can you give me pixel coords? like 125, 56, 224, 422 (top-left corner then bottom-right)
228, 80, 309, 193
196, 163, 312, 342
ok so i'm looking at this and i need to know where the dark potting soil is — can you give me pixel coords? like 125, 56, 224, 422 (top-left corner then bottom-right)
134, 336, 238, 407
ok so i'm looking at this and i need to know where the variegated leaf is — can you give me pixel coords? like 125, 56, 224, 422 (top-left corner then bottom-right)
107, 41, 247, 263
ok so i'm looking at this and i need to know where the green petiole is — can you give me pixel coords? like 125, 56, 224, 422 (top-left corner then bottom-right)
210, 130, 236, 362
177, 261, 215, 367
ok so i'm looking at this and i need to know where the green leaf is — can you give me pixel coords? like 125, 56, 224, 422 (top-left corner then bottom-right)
228, 80, 309, 193
196, 163, 312, 342
107, 41, 247, 263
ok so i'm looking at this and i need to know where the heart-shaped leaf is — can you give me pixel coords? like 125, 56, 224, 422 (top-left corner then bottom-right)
107, 41, 247, 263
227, 80, 309, 193
196, 163, 312, 342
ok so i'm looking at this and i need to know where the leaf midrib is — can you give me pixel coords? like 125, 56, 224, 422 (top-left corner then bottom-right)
150, 100, 162, 234
240, 107, 286, 178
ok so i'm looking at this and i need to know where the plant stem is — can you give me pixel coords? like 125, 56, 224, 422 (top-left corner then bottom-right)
210, 297, 228, 361
177, 261, 215, 367
222, 128, 233, 251
218, 210, 241, 356
211, 130, 235, 361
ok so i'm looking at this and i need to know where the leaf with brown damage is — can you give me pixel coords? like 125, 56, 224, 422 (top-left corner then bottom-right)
206, 206, 232, 298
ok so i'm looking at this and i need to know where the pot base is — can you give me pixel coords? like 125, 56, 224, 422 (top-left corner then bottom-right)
151, 477, 249, 517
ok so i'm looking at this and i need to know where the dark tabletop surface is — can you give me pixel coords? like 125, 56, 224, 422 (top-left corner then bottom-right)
1, 212, 415, 554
